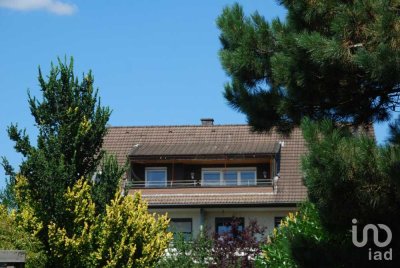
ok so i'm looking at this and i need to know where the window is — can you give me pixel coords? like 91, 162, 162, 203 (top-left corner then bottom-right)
169, 218, 192, 240
274, 217, 284, 228
215, 217, 244, 237
145, 167, 167, 187
203, 171, 221, 186
240, 171, 256, 186
223, 171, 237, 186
201, 168, 256, 186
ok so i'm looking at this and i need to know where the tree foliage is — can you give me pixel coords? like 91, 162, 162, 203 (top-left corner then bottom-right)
298, 119, 400, 267
0, 204, 47, 268
256, 203, 328, 268
159, 220, 266, 268
217, 1, 400, 133
92, 154, 126, 214
1, 175, 47, 267
0, 157, 17, 208
211, 219, 266, 268
4, 58, 111, 246
157, 231, 212, 268
41, 178, 172, 268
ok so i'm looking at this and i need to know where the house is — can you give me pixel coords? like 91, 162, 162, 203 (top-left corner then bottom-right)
102, 118, 307, 238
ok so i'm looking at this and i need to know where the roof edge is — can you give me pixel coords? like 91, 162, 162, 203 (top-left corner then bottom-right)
106, 124, 252, 129
148, 202, 301, 209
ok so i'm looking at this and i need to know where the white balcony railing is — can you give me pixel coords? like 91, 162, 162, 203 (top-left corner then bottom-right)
126, 179, 273, 188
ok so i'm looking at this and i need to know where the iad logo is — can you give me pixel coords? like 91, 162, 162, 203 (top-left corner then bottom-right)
352, 219, 392, 261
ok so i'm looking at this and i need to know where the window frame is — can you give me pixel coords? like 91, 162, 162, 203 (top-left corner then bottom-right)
274, 216, 284, 228
215, 217, 245, 236
145, 167, 167, 187
201, 167, 257, 186
169, 218, 193, 240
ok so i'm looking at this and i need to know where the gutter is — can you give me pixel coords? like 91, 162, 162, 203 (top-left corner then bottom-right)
148, 202, 300, 209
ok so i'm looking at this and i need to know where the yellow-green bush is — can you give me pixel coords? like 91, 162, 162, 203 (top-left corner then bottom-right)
0, 205, 47, 267
47, 178, 172, 267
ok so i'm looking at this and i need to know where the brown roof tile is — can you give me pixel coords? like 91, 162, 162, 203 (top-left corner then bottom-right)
129, 141, 280, 158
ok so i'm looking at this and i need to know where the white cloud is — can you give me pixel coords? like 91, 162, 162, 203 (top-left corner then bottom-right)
0, 0, 77, 15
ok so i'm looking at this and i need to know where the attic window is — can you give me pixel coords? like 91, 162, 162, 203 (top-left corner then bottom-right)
201, 168, 256, 186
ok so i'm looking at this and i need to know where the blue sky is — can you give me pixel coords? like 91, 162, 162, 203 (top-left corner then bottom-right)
0, 0, 393, 189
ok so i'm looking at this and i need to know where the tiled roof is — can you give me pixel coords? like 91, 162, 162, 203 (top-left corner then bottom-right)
102, 124, 310, 205
129, 187, 301, 207
129, 141, 280, 158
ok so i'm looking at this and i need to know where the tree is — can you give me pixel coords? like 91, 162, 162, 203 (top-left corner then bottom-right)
27, 177, 172, 268
217, 2, 400, 267
298, 118, 400, 267
92, 154, 127, 214
256, 202, 328, 268
217, 1, 400, 133
0, 157, 17, 208
157, 231, 212, 268
0, 204, 47, 268
158, 220, 266, 268
3, 58, 117, 264
211, 219, 266, 268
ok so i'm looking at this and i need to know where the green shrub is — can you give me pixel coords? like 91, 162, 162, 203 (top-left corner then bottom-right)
157, 231, 212, 268
0, 205, 47, 268
256, 202, 327, 268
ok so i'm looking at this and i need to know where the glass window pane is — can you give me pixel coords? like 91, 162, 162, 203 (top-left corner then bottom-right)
240, 171, 256, 186
170, 221, 192, 233
169, 219, 192, 241
215, 217, 244, 237
171, 221, 192, 233
146, 170, 166, 187
223, 171, 237, 186
218, 225, 231, 234
203, 171, 220, 186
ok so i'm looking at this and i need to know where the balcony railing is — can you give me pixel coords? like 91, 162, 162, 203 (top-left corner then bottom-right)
126, 179, 273, 189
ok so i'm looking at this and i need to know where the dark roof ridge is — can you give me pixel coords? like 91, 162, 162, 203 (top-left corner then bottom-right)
106, 124, 252, 129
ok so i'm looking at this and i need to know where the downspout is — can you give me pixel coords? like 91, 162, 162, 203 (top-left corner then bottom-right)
199, 208, 205, 233
273, 142, 283, 194
171, 160, 175, 187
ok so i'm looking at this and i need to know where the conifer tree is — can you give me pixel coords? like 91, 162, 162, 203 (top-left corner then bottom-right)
299, 118, 400, 267
3, 58, 113, 255
217, 1, 400, 133
217, 2, 400, 267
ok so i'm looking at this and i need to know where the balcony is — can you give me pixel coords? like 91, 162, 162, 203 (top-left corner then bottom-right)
126, 178, 273, 189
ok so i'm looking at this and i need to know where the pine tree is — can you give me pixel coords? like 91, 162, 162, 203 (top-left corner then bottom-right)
299, 118, 400, 267
217, 1, 400, 133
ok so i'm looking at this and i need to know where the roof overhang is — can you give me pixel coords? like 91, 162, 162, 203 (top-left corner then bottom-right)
129, 142, 280, 161
147, 202, 299, 209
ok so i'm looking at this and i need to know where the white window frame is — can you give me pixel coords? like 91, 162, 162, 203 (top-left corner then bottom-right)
201, 167, 257, 186
145, 167, 167, 187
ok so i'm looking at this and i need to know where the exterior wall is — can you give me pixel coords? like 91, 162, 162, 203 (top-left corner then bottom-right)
151, 207, 296, 238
